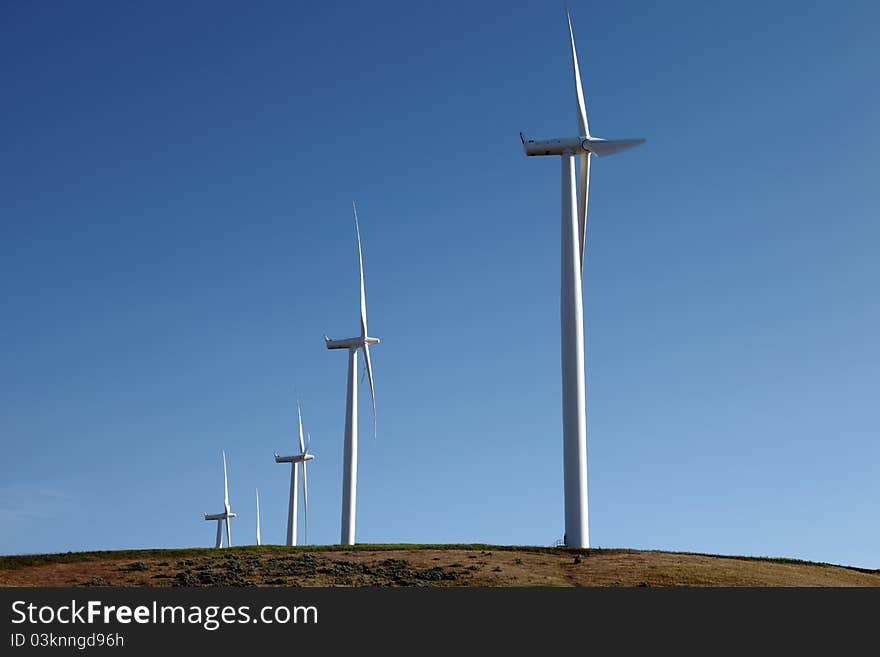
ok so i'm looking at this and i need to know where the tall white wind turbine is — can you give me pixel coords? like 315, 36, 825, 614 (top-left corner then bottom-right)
274, 400, 314, 546
204, 450, 237, 548
324, 202, 379, 546
519, 10, 644, 548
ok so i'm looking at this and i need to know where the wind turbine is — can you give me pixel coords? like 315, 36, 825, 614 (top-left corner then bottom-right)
255, 488, 261, 546
274, 400, 314, 546
204, 450, 236, 548
324, 201, 379, 546
519, 10, 644, 548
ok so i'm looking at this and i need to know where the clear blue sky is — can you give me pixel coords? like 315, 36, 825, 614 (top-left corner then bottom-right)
2, 1, 878, 568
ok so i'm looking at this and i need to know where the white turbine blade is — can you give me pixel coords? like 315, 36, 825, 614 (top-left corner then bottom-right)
353, 201, 369, 338
363, 343, 377, 437
297, 399, 306, 454
578, 153, 590, 267
567, 11, 590, 138
585, 138, 645, 158
301, 460, 309, 545
225, 517, 232, 548
255, 488, 261, 546
222, 450, 229, 511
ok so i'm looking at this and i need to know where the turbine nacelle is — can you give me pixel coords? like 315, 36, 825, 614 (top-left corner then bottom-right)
521, 134, 584, 156
521, 133, 645, 158
274, 453, 316, 464
204, 512, 236, 521
324, 335, 381, 350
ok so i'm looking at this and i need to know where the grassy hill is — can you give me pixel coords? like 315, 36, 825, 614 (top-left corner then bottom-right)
1, 544, 878, 587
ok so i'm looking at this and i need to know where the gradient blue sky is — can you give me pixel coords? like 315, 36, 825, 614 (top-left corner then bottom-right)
2, 1, 878, 568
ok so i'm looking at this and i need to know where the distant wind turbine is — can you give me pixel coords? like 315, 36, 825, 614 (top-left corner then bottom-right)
324, 202, 379, 545
274, 400, 314, 546
519, 10, 644, 548
204, 450, 236, 548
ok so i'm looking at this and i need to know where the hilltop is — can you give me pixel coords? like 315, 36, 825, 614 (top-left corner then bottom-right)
1, 544, 878, 587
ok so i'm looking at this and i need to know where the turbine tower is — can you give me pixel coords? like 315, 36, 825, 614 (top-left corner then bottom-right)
324, 201, 379, 546
519, 11, 644, 548
204, 450, 236, 548
274, 400, 314, 546
255, 488, 261, 546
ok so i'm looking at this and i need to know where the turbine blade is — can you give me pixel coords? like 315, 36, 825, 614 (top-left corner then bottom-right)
226, 517, 232, 548
353, 201, 369, 338
585, 138, 645, 158
363, 343, 376, 437
301, 460, 309, 545
578, 153, 590, 267
222, 450, 229, 510
297, 399, 306, 454
255, 488, 261, 546
567, 11, 590, 138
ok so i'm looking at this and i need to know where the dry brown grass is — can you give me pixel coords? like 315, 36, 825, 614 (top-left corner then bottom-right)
1, 546, 877, 588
